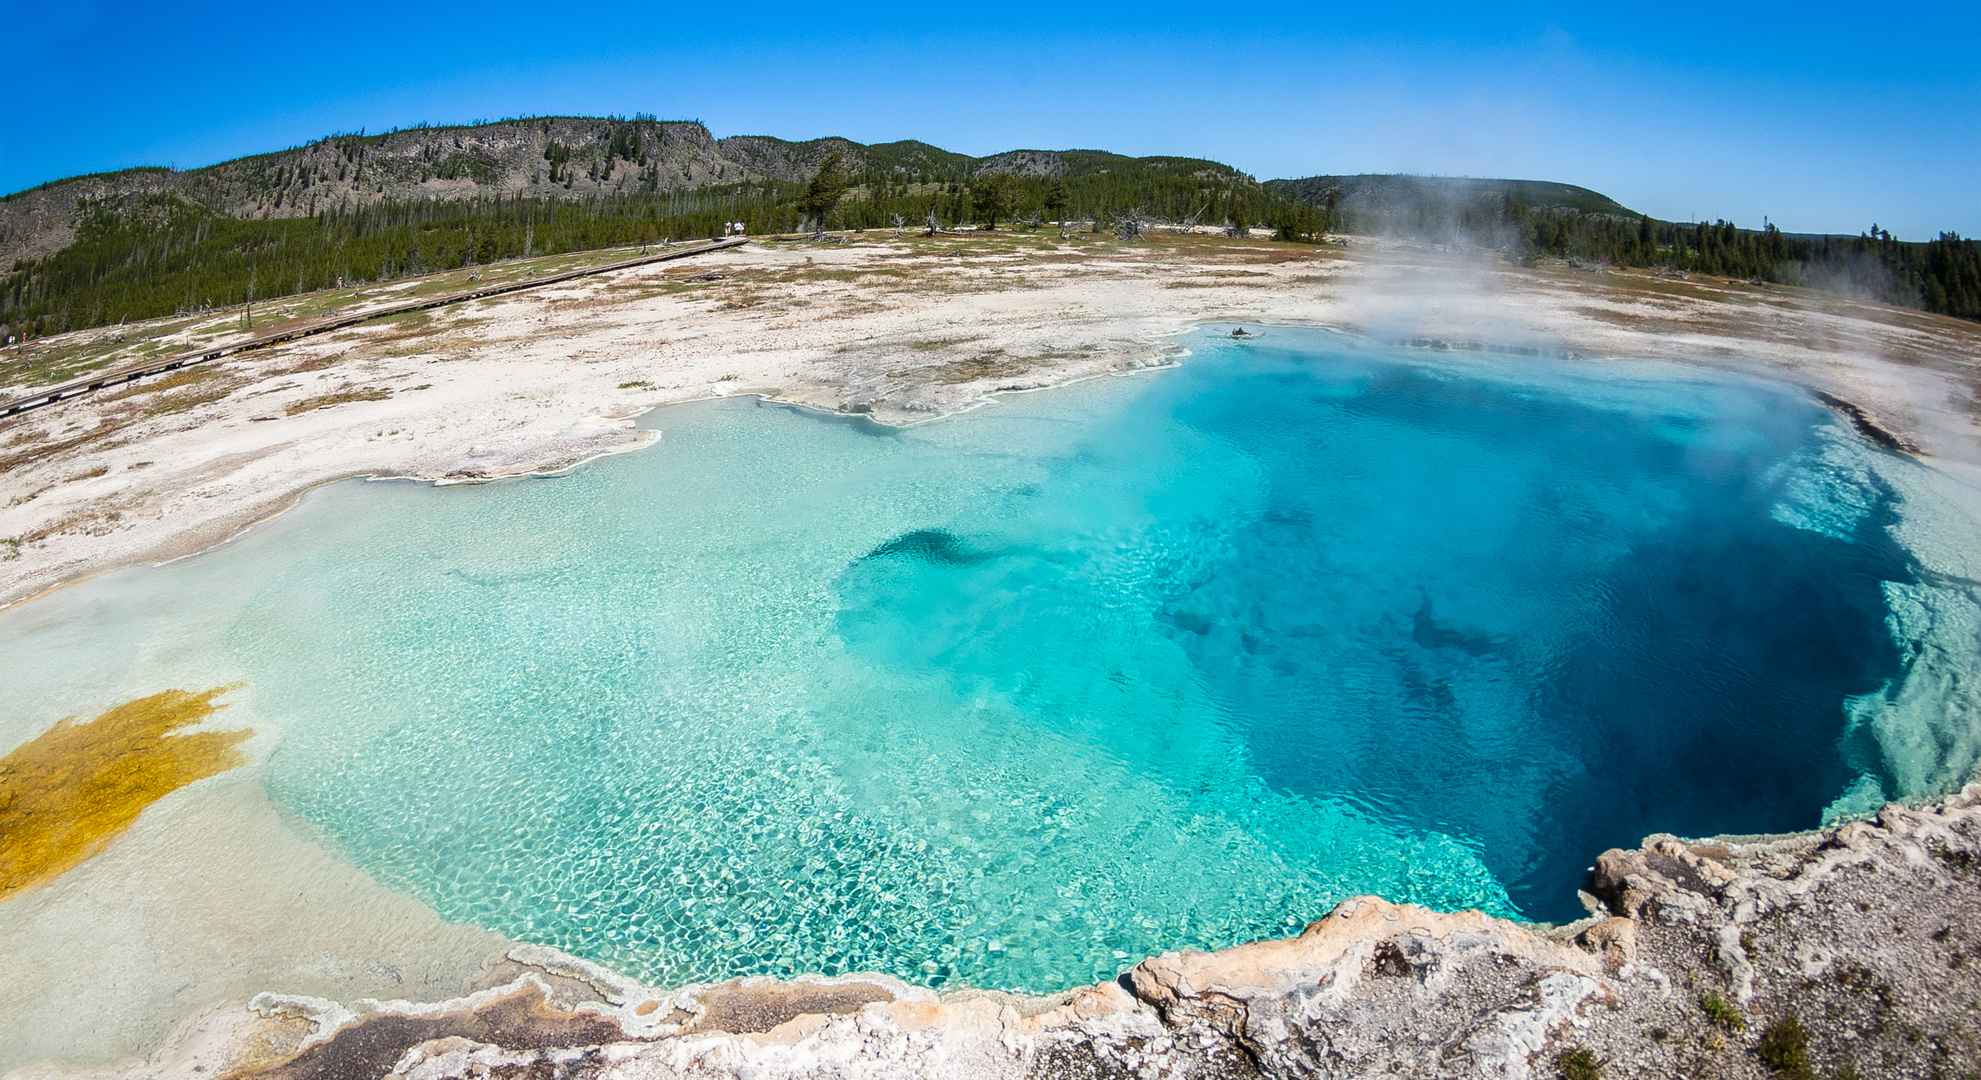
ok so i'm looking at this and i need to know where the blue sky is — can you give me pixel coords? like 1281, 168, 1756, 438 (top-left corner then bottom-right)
5, 1, 1976, 238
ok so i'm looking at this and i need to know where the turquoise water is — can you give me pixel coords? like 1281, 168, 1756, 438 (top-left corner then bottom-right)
5, 327, 1979, 993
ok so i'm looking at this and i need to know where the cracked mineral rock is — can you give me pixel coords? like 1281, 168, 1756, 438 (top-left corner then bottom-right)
53, 784, 1981, 1080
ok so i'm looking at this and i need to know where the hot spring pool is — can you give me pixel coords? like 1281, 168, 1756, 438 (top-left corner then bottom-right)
4, 327, 1978, 994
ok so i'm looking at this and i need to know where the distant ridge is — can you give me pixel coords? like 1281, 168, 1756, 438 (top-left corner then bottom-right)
0, 117, 1251, 267
2, 117, 1973, 336
1266, 174, 1637, 221
0, 113, 1638, 269
1263, 173, 1976, 321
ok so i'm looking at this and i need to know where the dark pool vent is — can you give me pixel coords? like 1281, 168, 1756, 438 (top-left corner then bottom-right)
862, 528, 993, 566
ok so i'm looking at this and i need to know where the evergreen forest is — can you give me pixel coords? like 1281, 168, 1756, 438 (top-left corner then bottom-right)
3, 122, 1976, 340
1496, 202, 1978, 320
1, 151, 1301, 338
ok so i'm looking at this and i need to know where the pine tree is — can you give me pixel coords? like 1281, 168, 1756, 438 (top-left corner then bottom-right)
972, 172, 1018, 230
796, 151, 852, 234
1228, 194, 1249, 238
1042, 179, 1071, 223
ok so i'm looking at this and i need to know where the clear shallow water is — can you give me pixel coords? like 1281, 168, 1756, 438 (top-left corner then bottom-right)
5, 327, 1979, 994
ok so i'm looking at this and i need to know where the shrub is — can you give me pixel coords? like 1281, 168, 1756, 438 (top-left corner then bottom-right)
1757, 1015, 1813, 1080
1556, 1047, 1603, 1080
1702, 991, 1747, 1031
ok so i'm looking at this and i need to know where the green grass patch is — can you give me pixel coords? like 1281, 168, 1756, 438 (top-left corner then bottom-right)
104, 367, 221, 401
1555, 1047, 1603, 1080
1702, 991, 1747, 1031
910, 336, 985, 351
286, 386, 392, 415
1757, 1015, 1813, 1079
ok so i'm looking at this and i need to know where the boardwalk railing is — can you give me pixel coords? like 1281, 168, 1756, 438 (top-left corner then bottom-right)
2, 238, 749, 417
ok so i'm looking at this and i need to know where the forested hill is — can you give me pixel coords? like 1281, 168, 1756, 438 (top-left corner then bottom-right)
1271, 173, 1980, 322
0, 118, 1295, 339
0, 117, 1253, 267
1265, 174, 1635, 225
3, 116, 1976, 340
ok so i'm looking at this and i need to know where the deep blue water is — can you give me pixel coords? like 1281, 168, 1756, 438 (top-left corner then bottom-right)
831, 338, 1911, 920
1137, 348, 1907, 913
3, 326, 1959, 993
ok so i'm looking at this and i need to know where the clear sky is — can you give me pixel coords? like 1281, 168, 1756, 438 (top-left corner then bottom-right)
5, 0, 1976, 238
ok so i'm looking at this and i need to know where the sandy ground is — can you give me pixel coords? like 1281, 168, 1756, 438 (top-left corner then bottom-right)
0, 771, 506, 1074
4, 231, 1981, 1077
5, 230, 1979, 612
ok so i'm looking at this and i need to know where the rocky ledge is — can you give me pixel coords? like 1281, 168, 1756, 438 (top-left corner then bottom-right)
110, 786, 1981, 1080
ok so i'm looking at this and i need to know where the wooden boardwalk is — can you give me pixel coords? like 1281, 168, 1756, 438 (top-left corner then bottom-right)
1, 238, 749, 417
